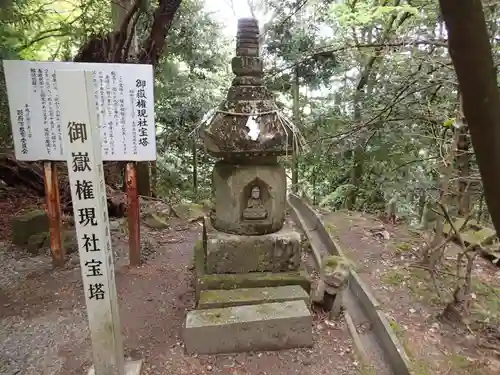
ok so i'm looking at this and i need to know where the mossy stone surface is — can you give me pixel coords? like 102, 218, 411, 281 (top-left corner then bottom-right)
211, 161, 286, 235
193, 240, 310, 302
12, 209, 49, 246
25, 229, 78, 255
184, 300, 313, 355
198, 285, 309, 309
204, 219, 301, 273
26, 232, 49, 254
143, 212, 169, 229
172, 203, 205, 222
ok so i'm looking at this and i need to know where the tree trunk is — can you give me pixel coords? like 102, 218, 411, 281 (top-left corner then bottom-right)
291, 66, 300, 194
111, 0, 139, 54
73, 0, 183, 197
346, 89, 363, 210
312, 166, 317, 206
455, 94, 472, 217
439, 0, 500, 236
417, 190, 426, 222
423, 130, 459, 267
477, 192, 484, 223
420, 201, 431, 230
344, 6, 412, 210
0, 154, 45, 195
136, 162, 151, 196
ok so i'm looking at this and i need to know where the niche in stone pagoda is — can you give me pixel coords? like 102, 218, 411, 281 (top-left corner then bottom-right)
199, 18, 304, 239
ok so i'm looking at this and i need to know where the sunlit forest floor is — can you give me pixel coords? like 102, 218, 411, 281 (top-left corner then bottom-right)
0, 189, 360, 375
322, 210, 500, 375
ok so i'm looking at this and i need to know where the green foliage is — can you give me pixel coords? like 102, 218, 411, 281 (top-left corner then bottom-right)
442, 118, 454, 128
255, 0, 496, 225
0, 0, 112, 146
0, 0, 228, 197
156, 152, 192, 197
319, 184, 355, 209
0, 0, 498, 223
331, 2, 419, 26
152, 0, 231, 198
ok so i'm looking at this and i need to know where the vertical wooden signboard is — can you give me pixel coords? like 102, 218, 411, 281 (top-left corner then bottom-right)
57, 69, 142, 375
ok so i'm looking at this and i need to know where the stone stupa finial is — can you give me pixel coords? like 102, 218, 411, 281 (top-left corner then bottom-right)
236, 18, 260, 58
231, 18, 264, 86
201, 17, 294, 158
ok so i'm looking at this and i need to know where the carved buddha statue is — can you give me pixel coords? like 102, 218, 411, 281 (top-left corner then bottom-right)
242, 186, 268, 220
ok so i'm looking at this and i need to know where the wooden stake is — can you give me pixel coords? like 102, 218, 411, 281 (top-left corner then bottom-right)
43, 161, 64, 267
126, 161, 141, 266
192, 140, 198, 199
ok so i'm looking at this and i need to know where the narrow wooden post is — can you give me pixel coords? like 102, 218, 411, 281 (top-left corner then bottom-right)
126, 161, 141, 266
150, 161, 157, 197
57, 69, 142, 375
192, 139, 198, 199
43, 161, 64, 267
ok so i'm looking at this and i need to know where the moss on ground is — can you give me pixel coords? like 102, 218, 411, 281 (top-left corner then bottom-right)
356, 365, 377, 375
394, 241, 411, 254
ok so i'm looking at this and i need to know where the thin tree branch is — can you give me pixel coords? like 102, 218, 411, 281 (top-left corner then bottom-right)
121, 9, 142, 62
137, 0, 183, 66
265, 40, 448, 79
111, 0, 141, 63
247, 0, 257, 19
17, 0, 96, 52
19, 32, 70, 51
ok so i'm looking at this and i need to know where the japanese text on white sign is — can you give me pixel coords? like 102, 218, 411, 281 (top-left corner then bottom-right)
3, 60, 156, 161
58, 69, 124, 373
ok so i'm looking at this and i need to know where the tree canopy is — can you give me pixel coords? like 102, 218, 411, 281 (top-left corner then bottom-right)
1, 0, 500, 246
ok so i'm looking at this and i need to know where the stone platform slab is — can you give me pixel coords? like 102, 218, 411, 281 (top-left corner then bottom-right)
198, 285, 309, 309
204, 217, 301, 273
184, 300, 313, 354
193, 240, 310, 301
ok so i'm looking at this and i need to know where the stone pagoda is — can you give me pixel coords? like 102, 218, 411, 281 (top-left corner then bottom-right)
183, 18, 312, 355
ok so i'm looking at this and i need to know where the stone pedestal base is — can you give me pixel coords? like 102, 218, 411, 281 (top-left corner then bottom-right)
87, 359, 143, 375
203, 217, 301, 274
193, 239, 310, 302
184, 300, 313, 355
185, 218, 312, 355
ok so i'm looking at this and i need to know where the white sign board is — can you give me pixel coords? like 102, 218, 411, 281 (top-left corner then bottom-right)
58, 69, 125, 374
3, 60, 156, 161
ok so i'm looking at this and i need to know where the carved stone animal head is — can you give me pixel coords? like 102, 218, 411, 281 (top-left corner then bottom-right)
321, 255, 352, 289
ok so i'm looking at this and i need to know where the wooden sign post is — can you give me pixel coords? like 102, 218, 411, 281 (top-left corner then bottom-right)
57, 69, 142, 375
42, 160, 64, 266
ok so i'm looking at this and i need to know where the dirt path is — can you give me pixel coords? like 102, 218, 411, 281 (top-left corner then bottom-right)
0, 205, 361, 375
321, 210, 500, 375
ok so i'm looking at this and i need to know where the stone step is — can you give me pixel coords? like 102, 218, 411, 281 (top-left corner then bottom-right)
198, 285, 309, 309
193, 239, 311, 302
184, 300, 313, 355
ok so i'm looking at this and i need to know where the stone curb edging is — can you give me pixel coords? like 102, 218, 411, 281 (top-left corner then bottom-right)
349, 270, 412, 375
287, 199, 322, 269
344, 310, 370, 366
287, 194, 412, 375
